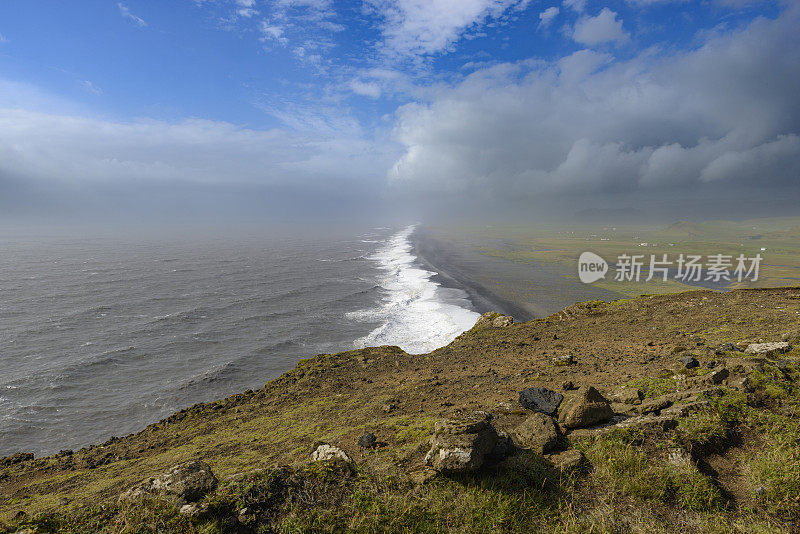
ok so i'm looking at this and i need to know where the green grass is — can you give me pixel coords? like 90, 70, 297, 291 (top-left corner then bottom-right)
576, 429, 724, 512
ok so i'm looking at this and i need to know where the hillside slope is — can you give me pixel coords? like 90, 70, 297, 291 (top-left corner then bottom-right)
2, 287, 800, 532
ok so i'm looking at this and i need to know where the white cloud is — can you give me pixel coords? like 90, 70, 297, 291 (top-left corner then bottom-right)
572, 8, 628, 45
0, 32, 8, 43
259, 22, 288, 44
117, 3, 147, 27
538, 7, 560, 29
562, 0, 587, 12
80, 80, 102, 96
387, 6, 800, 199
0, 107, 397, 219
350, 80, 382, 98
236, 0, 258, 18
366, 0, 530, 58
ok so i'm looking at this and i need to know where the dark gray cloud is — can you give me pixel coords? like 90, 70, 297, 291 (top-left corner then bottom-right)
388, 5, 800, 209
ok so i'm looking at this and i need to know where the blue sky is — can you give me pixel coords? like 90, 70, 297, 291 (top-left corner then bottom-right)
0, 1, 797, 222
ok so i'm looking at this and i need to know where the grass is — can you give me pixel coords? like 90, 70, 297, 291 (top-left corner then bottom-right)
576, 429, 724, 512
6, 355, 800, 532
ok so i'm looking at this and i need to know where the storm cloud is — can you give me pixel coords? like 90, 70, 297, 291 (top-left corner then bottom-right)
388, 5, 800, 205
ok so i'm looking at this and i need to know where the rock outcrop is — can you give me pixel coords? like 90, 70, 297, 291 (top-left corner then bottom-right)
745, 342, 791, 356
121, 460, 218, 504
474, 312, 514, 329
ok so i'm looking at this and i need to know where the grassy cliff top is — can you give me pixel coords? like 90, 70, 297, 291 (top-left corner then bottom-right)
2, 286, 800, 532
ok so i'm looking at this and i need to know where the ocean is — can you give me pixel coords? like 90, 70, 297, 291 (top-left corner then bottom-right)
0, 225, 480, 457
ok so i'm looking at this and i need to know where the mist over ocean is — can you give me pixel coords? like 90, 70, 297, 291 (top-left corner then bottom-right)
0, 226, 479, 457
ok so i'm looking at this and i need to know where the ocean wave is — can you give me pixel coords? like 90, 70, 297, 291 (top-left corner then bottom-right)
349, 225, 480, 354
316, 254, 368, 262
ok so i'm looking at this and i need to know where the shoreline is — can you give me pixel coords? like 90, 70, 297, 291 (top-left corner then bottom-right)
411, 228, 535, 322
411, 226, 624, 321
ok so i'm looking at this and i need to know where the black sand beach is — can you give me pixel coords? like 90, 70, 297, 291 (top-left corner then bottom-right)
412, 226, 624, 320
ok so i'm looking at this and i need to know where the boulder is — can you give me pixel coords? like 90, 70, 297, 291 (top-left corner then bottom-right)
745, 342, 791, 357
425, 412, 498, 472
546, 449, 586, 472
518, 387, 564, 416
511, 412, 560, 454
559, 386, 614, 429
358, 432, 377, 449
122, 460, 217, 504
311, 444, 352, 463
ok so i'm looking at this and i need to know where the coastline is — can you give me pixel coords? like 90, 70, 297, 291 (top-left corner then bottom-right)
411, 228, 534, 322
3, 286, 799, 529
411, 226, 623, 321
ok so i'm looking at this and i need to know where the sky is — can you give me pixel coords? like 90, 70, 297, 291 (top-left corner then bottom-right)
0, 0, 798, 225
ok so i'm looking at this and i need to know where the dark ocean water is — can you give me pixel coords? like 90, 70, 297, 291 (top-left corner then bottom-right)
0, 225, 479, 457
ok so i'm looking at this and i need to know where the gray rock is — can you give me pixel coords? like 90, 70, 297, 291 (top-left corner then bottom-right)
122, 460, 218, 504
511, 413, 560, 454
425, 412, 498, 472
311, 444, 352, 463
358, 432, 377, 449
518, 387, 564, 416
559, 386, 614, 429
179, 503, 202, 517
745, 342, 791, 356
681, 355, 699, 369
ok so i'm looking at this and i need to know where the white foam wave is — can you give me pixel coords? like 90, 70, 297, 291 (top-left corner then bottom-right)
349, 225, 480, 354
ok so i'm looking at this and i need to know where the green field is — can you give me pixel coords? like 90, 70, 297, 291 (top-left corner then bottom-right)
435, 217, 800, 298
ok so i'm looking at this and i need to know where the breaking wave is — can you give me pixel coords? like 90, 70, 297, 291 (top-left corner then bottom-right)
349, 225, 480, 354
